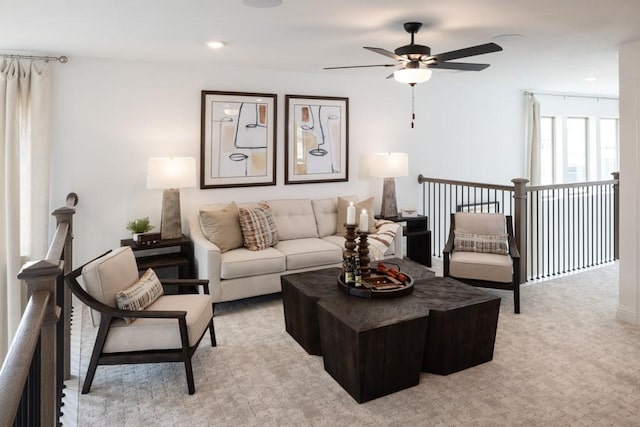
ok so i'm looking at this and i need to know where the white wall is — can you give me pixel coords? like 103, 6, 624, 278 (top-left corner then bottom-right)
618, 40, 640, 325
49, 57, 527, 265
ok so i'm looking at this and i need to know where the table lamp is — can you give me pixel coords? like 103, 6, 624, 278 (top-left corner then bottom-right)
147, 157, 196, 240
371, 152, 409, 218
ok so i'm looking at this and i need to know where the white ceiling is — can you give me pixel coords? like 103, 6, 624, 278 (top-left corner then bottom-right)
2, 0, 639, 96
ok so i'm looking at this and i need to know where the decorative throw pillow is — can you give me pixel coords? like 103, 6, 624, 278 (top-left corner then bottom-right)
336, 196, 376, 236
238, 202, 279, 251
454, 231, 509, 255
199, 202, 243, 253
115, 268, 164, 324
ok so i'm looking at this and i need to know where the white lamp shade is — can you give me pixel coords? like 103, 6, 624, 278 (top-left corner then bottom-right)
147, 157, 197, 189
394, 67, 432, 85
371, 152, 409, 178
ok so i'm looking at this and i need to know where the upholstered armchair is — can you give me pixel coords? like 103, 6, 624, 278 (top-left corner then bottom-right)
443, 212, 521, 313
65, 246, 216, 395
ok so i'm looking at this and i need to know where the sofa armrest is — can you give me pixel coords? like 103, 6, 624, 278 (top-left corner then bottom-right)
185, 213, 223, 301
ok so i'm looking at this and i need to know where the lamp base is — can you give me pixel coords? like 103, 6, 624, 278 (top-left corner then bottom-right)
160, 188, 182, 240
380, 178, 398, 218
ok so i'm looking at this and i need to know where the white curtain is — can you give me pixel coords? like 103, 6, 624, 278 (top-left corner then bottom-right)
525, 92, 541, 185
0, 59, 51, 363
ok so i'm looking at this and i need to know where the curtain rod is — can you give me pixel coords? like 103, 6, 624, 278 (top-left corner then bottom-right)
1, 53, 68, 63
525, 90, 617, 101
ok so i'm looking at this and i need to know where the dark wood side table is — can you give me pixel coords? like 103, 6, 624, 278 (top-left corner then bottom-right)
376, 214, 432, 267
120, 234, 194, 279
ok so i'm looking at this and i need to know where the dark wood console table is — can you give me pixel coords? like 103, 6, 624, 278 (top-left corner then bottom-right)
376, 214, 431, 267
120, 235, 194, 279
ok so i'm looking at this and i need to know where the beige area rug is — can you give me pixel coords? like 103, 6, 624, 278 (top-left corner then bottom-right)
72, 263, 640, 426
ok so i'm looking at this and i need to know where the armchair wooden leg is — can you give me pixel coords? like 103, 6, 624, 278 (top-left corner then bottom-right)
184, 356, 196, 395
514, 283, 520, 314
82, 317, 111, 394
209, 321, 217, 347
210, 303, 217, 347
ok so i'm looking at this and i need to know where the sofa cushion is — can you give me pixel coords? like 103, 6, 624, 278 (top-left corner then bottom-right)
239, 202, 279, 251
220, 247, 286, 279
274, 238, 343, 270
103, 294, 213, 353
267, 199, 319, 240
311, 197, 339, 237
115, 268, 164, 324
449, 251, 513, 283
454, 231, 509, 255
336, 196, 376, 235
199, 202, 243, 253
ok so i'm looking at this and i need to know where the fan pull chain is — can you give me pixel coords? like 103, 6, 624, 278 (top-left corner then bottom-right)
411, 84, 415, 128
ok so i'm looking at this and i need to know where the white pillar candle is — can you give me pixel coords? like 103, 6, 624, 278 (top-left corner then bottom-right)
359, 209, 368, 232
346, 201, 356, 224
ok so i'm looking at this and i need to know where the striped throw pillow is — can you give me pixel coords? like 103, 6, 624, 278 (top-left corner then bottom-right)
115, 268, 164, 324
239, 202, 279, 251
454, 231, 509, 255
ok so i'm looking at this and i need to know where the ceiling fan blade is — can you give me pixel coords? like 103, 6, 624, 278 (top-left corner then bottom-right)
427, 62, 491, 71
364, 46, 408, 62
431, 42, 502, 62
323, 64, 397, 70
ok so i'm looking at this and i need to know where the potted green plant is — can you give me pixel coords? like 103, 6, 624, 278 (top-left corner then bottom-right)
126, 217, 155, 242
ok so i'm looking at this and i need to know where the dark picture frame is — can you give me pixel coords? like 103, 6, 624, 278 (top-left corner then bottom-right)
284, 95, 348, 184
200, 90, 277, 189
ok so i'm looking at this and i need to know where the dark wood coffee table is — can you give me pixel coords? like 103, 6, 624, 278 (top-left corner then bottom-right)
280, 259, 501, 403
318, 294, 429, 403
280, 258, 434, 356
410, 277, 501, 375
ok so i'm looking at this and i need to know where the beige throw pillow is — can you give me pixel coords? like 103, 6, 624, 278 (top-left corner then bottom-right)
115, 268, 164, 324
336, 196, 376, 236
199, 202, 244, 253
239, 202, 279, 251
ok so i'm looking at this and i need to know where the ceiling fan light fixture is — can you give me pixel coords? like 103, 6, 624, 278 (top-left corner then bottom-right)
394, 67, 432, 85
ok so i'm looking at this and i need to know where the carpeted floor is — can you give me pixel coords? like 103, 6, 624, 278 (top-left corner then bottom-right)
65, 262, 640, 426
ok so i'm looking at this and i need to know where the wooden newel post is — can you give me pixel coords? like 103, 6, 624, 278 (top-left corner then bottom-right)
612, 172, 619, 260
52, 192, 77, 380
17, 261, 62, 427
511, 178, 529, 284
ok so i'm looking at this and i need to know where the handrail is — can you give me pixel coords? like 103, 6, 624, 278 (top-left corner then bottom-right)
0, 291, 50, 425
528, 179, 617, 192
417, 174, 513, 191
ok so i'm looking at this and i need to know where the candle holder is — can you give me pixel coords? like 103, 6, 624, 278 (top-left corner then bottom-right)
343, 224, 358, 260
357, 231, 371, 277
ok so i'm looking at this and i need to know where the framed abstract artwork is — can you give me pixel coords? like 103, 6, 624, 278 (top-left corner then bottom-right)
284, 95, 349, 184
201, 90, 277, 188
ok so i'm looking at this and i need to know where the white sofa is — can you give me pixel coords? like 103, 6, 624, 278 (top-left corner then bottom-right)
186, 197, 403, 303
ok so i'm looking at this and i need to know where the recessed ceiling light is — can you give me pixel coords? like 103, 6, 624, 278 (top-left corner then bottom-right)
585, 76, 598, 82
207, 41, 225, 49
241, 0, 282, 8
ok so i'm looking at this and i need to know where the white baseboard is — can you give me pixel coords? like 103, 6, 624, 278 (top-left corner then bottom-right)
616, 305, 639, 325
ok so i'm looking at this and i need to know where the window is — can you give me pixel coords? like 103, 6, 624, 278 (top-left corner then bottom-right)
599, 118, 618, 180
566, 117, 588, 182
539, 115, 618, 184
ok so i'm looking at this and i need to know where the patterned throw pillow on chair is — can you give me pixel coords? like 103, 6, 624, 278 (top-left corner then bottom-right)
115, 268, 164, 324
454, 231, 509, 255
238, 202, 279, 251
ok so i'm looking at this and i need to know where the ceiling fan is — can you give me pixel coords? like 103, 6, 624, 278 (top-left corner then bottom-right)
324, 22, 503, 86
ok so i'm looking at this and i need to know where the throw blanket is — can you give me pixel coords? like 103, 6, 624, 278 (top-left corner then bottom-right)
368, 220, 399, 261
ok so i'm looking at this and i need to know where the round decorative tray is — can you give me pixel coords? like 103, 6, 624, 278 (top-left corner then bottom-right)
337, 268, 414, 299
